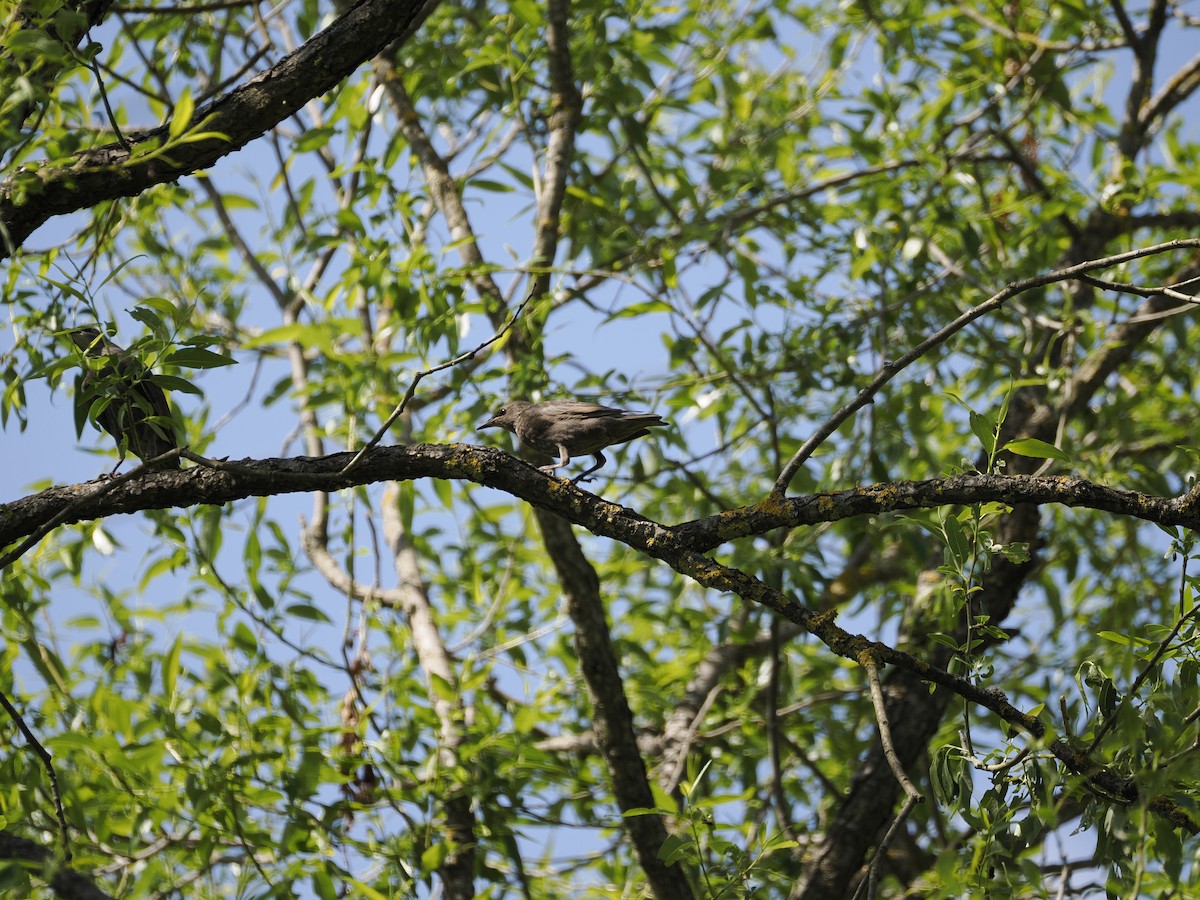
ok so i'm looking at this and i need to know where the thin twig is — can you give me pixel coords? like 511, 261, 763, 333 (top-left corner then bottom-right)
852, 794, 921, 900
1084, 551, 1200, 755
86, 53, 131, 152
338, 290, 536, 474
864, 662, 924, 803
0, 690, 72, 859
1073, 271, 1200, 304
963, 740, 1034, 773
857, 661, 924, 900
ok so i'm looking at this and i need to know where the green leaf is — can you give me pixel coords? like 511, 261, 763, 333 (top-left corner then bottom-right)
658, 833, 695, 864
165, 347, 237, 369
968, 409, 997, 456
150, 373, 203, 395
339, 880, 388, 900
1001, 437, 1071, 461
311, 871, 338, 900
420, 842, 449, 870
469, 179, 515, 194
169, 87, 195, 140
162, 633, 182, 699
294, 127, 338, 153
428, 672, 456, 702
1097, 631, 1152, 648
285, 603, 332, 623
231, 622, 258, 654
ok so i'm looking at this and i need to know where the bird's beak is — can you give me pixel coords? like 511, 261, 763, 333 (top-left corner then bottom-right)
479, 416, 499, 430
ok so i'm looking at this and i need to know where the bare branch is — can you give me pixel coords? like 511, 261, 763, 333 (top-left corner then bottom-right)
863, 662, 924, 804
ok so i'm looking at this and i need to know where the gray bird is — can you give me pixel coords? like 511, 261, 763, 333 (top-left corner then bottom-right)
69, 327, 181, 472
479, 399, 668, 483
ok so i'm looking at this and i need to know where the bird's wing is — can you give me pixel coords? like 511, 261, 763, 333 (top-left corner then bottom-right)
542, 400, 626, 419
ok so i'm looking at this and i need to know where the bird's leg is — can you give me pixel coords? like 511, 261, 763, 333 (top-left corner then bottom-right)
538, 444, 572, 475
106, 449, 127, 478
571, 452, 607, 484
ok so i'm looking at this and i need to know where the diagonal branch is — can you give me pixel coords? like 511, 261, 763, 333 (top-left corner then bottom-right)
1139, 49, 1200, 137
0, 0, 442, 258
862, 660, 924, 805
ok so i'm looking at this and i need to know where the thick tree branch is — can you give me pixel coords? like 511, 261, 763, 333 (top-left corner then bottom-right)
7, 460, 1200, 563
0, 462, 1191, 727
0, 0, 442, 257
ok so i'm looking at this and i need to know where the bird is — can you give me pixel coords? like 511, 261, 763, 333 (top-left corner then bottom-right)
69, 327, 181, 472
479, 399, 668, 483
